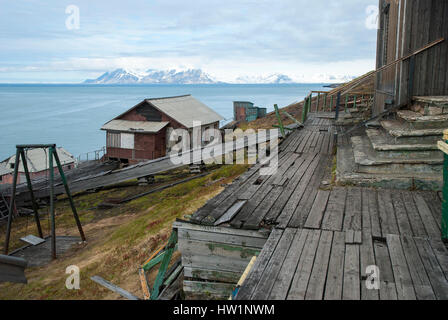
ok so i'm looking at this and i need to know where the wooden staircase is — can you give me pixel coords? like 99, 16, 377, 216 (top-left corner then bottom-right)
337, 96, 448, 190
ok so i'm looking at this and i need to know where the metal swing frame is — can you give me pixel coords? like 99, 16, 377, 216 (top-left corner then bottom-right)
4, 144, 86, 259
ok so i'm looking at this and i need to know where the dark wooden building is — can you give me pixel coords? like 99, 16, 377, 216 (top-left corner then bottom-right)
375, 0, 448, 114
101, 95, 223, 164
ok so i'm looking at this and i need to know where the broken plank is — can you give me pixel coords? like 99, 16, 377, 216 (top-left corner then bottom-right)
343, 244, 360, 300
321, 187, 347, 232
304, 190, 330, 229
305, 230, 334, 300
386, 234, 417, 300
286, 230, 321, 300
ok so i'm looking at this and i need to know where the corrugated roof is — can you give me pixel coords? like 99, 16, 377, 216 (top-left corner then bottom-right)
145, 95, 224, 128
3, 147, 75, 174
101, 120, 169, 133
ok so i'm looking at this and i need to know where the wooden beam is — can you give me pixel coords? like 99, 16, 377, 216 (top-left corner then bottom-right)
91, 276, 139, 300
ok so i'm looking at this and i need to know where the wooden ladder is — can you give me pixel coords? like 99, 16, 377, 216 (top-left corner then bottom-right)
0, 193, 9, 222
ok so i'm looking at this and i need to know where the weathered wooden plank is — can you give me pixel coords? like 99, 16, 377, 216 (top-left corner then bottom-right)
262, 153, 319, 223
305, 230, 334, 300
391, 192, 413, 237
235, 229, 283, 300
275, 154, 322, 228
401, 191, 427, 238
243, 186, 284, 229
321, 187, 347, 232
400, 236, 436, 300
343, 244, 360, 300
91, 276, 139, 300
177, 228, 266, 250
414, 237, 448, 300
361, 189, 372, 234
419, 191, 442, 230
428, 239, 448, 279
386, 234, 417, 300
269, 229, 308, 300
373, 240, 397, 300
287, 230, 321, 300
343, 187, 362, 231
287, 155, 330, 228
324, 231, 345, 300
377, 190, 400, 236
345, 229, 354, 244
304, 190, 330, 229
214, 200, 247, 226
183, 280, 234, 298
360, 232, 379, 300
231, 184, 274, 229
179, 239, 261, 263
413, 193, 440, 239
181, 252, 257, 274
251, 228, 296, 299
184, 267, 241, 284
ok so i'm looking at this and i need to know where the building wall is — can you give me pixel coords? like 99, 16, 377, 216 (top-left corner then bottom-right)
375, 0, 448, 114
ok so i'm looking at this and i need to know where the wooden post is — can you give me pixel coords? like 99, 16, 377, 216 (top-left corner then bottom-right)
49, 146, 56, 259
317, 93, 320, 112
442, 130, 448, 240
274, 104, 286, 138
4, 148, 21, 255
20, 149, 43, 238
335, 92, 341, 120
52, 148, 86, 242
345, 95, 348, 112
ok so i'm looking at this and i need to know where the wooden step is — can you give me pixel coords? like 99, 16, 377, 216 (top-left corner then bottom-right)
351, 135, 442, 175
397, 110, 448, 129
366, 129, 439, 152
336, 140, 442, 191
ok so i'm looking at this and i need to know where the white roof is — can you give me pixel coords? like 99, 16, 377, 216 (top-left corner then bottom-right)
0, 161, 11, 176
101, 120, 169, 133
145, 95, 224, 128
4, 147, 75, 174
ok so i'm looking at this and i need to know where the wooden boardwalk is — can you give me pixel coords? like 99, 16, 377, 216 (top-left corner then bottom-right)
209, 113, 448, 300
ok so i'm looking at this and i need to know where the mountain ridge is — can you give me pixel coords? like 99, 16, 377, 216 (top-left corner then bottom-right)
83, 68, 356, 84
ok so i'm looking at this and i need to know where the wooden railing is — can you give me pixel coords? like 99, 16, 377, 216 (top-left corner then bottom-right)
437, 130, 448, 241
299, 90, 374, 123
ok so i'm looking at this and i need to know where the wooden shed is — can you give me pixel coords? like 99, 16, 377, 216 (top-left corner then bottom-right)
102, 95, 223, 164
375, 0, 448, 115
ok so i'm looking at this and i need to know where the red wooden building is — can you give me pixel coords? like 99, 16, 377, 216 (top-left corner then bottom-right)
101, 95, 224, 164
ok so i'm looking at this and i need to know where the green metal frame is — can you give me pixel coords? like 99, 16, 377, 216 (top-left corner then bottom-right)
4, 145, 85, 258
150, 229, 178, 300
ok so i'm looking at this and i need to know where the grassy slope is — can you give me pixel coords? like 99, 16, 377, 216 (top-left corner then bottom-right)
0, 165, 248, 300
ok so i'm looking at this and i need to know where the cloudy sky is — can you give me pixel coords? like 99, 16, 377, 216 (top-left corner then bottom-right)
0, 0, 379, 83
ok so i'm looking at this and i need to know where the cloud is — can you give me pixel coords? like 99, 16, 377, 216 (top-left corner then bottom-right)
0, 0, 378, 82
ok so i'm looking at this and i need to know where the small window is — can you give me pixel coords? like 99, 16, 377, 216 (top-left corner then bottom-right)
0, 175, 3, 182
10, 163, 14, 169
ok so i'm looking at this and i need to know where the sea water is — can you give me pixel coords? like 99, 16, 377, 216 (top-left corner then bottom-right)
0, 83, 328, 160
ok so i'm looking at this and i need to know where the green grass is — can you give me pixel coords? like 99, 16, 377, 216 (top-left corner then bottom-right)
0, 164, 249, 300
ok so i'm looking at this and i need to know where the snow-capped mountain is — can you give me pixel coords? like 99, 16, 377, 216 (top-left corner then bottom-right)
84, 68, 218, 84
83, 68, 358, 85
234, 73, 294, 84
